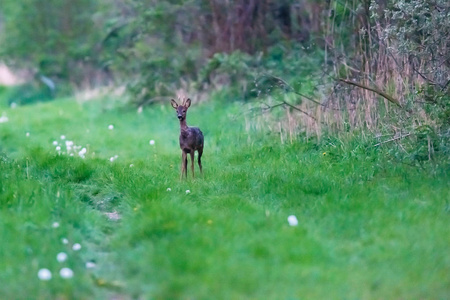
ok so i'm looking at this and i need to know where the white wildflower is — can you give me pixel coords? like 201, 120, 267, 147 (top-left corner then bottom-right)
85, 262, 96, 269
56, 146, 61, 151
287, 215, 298, 226
62, 238, 69, 245
60, 135, 66, 140
59, 268, 73, 279
26, 132, 30, 137
185, 190, 190, 194
38, 268, 52, 281
65, 141, 73, 151
78, 148, 87, 158
52, 141, 58, 146
108, 124, 114, 130
166, 188, 171, 192
149, 140, 155, 145
56, 252, 68, 263
0, 115, 8, 123
109, 157, 115, 162
52, 222, 60, 228
72, 243, 81, 251
129, 164, 134, 167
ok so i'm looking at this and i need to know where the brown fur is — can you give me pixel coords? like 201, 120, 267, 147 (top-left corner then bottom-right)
171, 98, 204, 179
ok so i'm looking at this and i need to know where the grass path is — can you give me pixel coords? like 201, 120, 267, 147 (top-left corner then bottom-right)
0, 96, 449, 299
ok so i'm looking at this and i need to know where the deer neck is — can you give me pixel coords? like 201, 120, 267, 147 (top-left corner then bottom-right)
179, 119, 189, 131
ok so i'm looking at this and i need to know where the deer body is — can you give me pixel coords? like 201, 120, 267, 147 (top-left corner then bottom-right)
171, 98, 204, 178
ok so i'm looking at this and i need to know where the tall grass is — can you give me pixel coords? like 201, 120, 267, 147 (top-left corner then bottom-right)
242, 1, 449, 167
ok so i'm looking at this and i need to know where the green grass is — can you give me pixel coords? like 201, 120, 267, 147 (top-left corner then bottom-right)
0, 94, 449, 299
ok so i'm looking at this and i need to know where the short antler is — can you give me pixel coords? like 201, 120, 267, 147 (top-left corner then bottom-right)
180, 97, 191, 107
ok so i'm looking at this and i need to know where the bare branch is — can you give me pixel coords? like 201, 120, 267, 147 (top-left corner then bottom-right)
264, 74, 324, 106
250, 99, 318, 122
372, 133, 413, 147
338, 78, 402, 108
280, 101, 317, 121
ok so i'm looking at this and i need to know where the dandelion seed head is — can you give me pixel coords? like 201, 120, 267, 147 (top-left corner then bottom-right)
287, 215, 298, 226
78, 148, 87, 158
38, 268, 52, 281
59, 267, 74, 279
56, 252, 68, 262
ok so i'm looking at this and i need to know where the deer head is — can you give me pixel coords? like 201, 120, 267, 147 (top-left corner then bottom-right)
171, 98, 191, 121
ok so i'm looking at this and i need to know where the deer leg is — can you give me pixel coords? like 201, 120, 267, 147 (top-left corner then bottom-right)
198, 148, 203, 174
184, 153, 188, 178
190, 151, 195, 178
181, 151, 187, 179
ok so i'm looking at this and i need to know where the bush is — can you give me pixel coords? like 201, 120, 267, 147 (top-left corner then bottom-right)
0, 0, 110, 88
6, 83, 53, 106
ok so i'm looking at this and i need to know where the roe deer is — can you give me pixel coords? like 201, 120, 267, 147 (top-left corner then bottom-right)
171, 98, 204, 179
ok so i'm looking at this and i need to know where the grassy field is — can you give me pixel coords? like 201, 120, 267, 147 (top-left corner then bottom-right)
0, 92, 449, 299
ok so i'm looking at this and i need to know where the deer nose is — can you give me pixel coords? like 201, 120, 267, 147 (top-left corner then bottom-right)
177, 115, 183, 120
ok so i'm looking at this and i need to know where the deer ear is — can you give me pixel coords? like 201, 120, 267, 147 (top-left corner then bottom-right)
170, 99, 178, 109
185, 98, 191, 108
